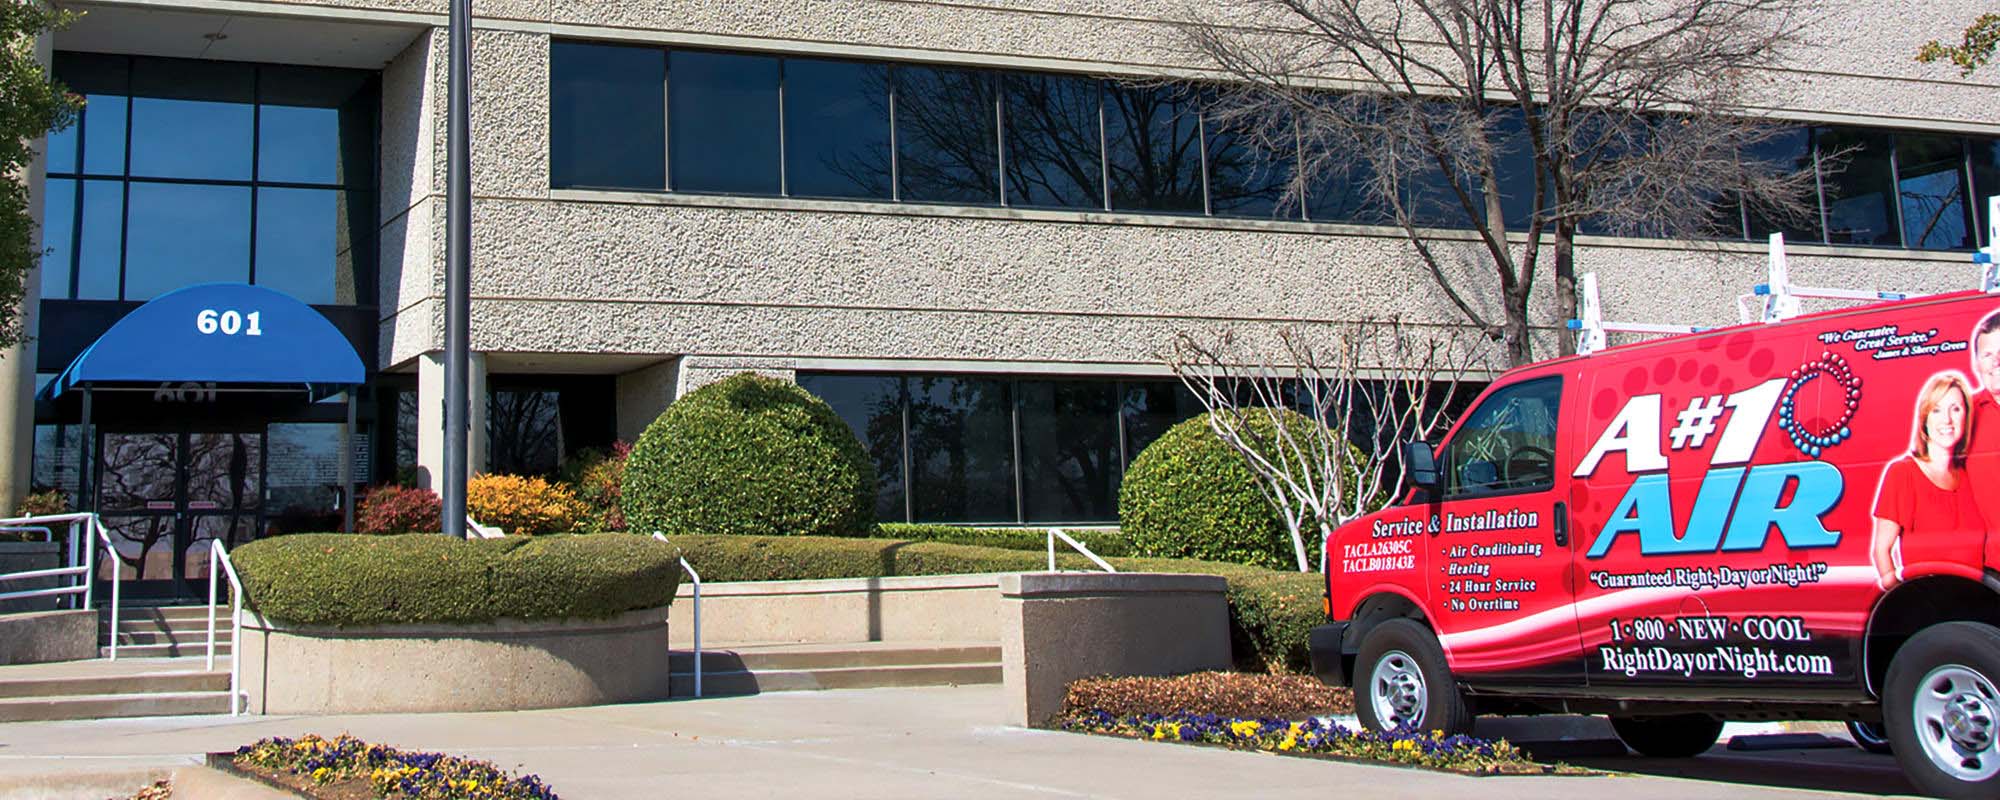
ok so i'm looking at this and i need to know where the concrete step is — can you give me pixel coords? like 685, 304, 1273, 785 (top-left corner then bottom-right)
103, 641, 229, 659
0, 669, 226, 699
107, 629, 232, 646
102, 606, 228, 624
670, 662, 1001, 696
668, 643, 999, 673
0, 690, 230, 722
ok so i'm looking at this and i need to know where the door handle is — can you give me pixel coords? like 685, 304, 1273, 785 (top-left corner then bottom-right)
1552, 502, 1570, 548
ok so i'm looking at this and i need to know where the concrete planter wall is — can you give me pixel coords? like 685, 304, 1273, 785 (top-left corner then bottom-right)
999, 572, 1232, 726
236, 606, 671, 715
0, 542, 62, 615
666, 573, 1003, 645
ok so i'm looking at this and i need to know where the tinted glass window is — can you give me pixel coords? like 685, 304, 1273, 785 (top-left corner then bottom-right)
783, 58, 892, 200
39, 179, 74, 299
670, 51, 779, 194
1745, 127, 1823, 243
1018, 381, 1119, 522
907, 376, 1015, 523
1122, 381, 1200, 463
1443, 377, 1561, 497
128, 59, 254, 181
1489, 109, 1540, 231
124, 182, 251, 300
895, 66, 999, 205
81, 94, 128, 176
1895, 133, 1974, 250
488, 390, 563, 476
45, 114, 77, 176
257, 66, 376, 187
799, 374, 908, 522
1306, 157, 1386, 224
1104, 85, 1202, 214
1206, 117, 1298, 220
75, 180, 123, 300
1002, 73, 1103, 209
552, 42, 665, 191
256, 188, 363, 304
1972, 138, 2000, 244
1818, 127, 1898, 247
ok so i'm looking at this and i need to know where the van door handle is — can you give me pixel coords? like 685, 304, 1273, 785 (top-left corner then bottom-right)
1552, 502, 1570, 548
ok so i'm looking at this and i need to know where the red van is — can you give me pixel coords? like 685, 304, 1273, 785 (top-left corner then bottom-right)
1311, 289, 2000, 798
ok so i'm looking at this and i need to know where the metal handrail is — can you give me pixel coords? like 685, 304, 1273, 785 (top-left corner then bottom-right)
1046, 527, 1116, 573
0, 513, 119, 659
207, 541, 245, 716
651, 533, 701, 698
467, 516, 505, 539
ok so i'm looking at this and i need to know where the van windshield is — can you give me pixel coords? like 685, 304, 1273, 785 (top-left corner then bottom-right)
1442, 376, 1562, 497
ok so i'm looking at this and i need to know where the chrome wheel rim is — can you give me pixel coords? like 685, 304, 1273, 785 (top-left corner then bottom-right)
1370, 649, 1427, 730
1912, 664, 2000, 782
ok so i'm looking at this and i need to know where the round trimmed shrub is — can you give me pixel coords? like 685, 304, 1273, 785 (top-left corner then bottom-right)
623, 373, 876, 537
1119, 409, 1348, 570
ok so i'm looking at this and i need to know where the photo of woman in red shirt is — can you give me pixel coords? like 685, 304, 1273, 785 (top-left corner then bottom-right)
1872, 372, 1987, 590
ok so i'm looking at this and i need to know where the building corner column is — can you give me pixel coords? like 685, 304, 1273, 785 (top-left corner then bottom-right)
0, 28, 54, 513
416, 350, 487, 490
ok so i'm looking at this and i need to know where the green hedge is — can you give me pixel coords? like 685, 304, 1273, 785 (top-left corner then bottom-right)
658, 532, 1322, 672
624, 373, 877, 537
1119, 412, 1298, 570
870, 524, 1133, 557
234, 534, 682, 627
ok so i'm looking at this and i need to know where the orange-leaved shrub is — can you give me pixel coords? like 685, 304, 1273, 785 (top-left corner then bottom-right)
357, 485, 442, 534
467, 474, 587, 536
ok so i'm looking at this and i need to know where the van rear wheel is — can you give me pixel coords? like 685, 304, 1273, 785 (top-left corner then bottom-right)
1352, 618, 1472, 735
1885, 622, 2000, 799
1609, 714, 1723, 758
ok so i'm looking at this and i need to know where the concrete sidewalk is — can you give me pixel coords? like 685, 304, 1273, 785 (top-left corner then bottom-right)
0, 685, 1916, 799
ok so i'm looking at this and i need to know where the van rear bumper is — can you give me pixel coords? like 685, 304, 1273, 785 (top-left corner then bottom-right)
1308, 622, 1349, 687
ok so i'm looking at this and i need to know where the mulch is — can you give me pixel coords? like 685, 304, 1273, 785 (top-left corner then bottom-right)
1061, 672, 1355, 720
222, 760, 375, 800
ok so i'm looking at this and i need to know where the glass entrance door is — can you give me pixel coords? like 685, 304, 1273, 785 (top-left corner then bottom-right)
97, 430, 263, 601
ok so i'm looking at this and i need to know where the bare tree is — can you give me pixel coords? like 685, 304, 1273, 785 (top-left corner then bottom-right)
1166, 319, 1490, 572
1179, 0, 1824, 365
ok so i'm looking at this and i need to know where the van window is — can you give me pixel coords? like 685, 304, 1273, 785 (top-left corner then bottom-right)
1443, 376, 1562, 497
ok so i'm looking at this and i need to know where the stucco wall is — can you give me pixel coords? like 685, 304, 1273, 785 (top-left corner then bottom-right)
311, 0, 2000, 372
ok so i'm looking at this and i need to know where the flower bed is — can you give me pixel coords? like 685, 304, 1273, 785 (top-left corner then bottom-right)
1063, 672, 1353, 719
232, 734, 559, 799
1056, 711, 1582, 776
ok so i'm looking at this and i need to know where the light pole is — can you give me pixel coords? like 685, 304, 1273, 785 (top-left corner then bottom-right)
442, 0, 472, 538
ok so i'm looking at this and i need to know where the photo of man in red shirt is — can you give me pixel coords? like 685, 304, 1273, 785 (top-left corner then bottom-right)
1966, 310, 2000, 572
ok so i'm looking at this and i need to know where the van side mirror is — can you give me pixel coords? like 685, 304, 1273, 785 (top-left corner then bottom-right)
1404, 441, 1440, 491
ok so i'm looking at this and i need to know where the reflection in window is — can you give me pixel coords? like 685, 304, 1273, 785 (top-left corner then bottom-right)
1018, 381, 1119, 522
128, 59, 254, 181
1003, 73, 1104, 209
797, 374, 907, 522
552, 42, 665, 191
908, 377, 1015, 523
895, 66, 1000, 205
1745, 127, 1823, 243
1818, 127, 1898, 247
74, 180, 123, 300
1206, 117, 1298, 220
39, 179, 73, 300
1307, 157, 1385, 224
256, 188, 360, 304
1122, 381, 1198, 463
123, 183, 251, 300
1487, 110, 1540, 231
267, 423, 353, 534
1104, 85, 1203, 214
488, 390, 564, 476
670, 51, 780, 195
1896, 134, 1973, 250
1443, 378, 1561, 497
784, 59, 893, 200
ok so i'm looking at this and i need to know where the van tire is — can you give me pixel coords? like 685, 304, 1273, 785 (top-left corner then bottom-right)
1352, 618, 1472, 735
1609, 714, 1723, 758
1884, 622, 2000, 800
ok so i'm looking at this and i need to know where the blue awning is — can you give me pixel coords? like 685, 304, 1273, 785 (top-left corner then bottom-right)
40, 283, 365, 401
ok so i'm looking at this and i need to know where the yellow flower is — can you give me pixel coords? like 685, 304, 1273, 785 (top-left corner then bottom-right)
310, 767, 331, 782
1393, 739, 1417, 752
1278, 735, 1298, 751
1229, 720, 1262, 737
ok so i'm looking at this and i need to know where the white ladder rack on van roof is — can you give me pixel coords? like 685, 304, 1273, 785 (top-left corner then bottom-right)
1571, 197, 2000, 356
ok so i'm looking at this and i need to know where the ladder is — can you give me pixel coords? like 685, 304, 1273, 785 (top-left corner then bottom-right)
1571, 196, 2000, 356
